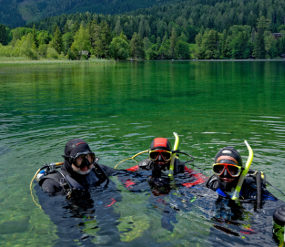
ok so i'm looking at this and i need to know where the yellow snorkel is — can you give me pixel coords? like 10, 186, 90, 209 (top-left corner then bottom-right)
231, 140, 254, 200
168, 132, 180, 177
114, 150, 149, 169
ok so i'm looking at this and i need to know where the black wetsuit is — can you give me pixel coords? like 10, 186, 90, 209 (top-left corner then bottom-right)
37, 161, 121, 246
120, 158, 206, 231
39, 162, 115, 196
206, 172, 278, 203
205, 172, 282, 246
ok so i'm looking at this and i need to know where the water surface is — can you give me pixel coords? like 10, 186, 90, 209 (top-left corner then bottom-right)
0, 60, 285, 246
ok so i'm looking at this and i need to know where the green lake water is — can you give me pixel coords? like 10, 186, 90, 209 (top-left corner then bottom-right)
0, 60, 285, 246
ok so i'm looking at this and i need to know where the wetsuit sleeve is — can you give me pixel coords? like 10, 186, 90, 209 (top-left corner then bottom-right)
174, 159, 185, 174
242, 176, 278, 201
40, 178, 63, 195
99, 164, 117, 176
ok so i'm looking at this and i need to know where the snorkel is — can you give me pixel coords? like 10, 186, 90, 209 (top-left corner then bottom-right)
231, 140, 254, 200
168, 132, 180, 178
114, 150, 149, 169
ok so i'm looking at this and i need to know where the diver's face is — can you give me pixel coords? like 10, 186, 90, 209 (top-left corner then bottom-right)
72, 153, 95, 175
149, 149, 171, 168
218, 165, 240, 184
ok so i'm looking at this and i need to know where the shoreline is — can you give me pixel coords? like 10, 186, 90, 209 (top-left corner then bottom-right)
0, 57, 284, 64
0, 57, 115, 64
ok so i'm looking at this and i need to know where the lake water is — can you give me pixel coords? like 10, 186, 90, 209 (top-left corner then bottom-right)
0, 60, 285, 246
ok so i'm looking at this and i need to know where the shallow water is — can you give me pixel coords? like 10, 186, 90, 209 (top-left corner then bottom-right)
0, 60, 285, 246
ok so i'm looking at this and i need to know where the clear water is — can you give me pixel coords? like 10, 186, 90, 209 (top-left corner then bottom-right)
0, 60, 285, 246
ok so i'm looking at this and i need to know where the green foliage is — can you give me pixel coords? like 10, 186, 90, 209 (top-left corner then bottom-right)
90, 21, 112, 58
62, 32, 74, 55
130, 32, 145, 59
50, 26, 63, 54
196, 29, 221, 59
14, 33, 38, 59
158, 35, 171, 59
37, 30, 51, 45
264, 31, 278, 58
11, 27, 33, 45
0, 24, 9, 45
71, 24, 91, 59
176, 40, 190, 59
1, 1, 285, 60
110, 33, 130, 60
38, 44, 48, 57
253, 16, 270, 59
227, 25, 252, 59
46, 47, 59, 59
170, 28, 178, 58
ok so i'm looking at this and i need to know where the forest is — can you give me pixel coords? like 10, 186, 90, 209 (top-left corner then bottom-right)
0, 0, 285, 60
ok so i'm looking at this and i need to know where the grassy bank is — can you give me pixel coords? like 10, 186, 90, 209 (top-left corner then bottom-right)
0, 56, 115, 64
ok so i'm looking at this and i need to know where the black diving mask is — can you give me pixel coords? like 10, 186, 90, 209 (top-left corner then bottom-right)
73, 152, 96, 168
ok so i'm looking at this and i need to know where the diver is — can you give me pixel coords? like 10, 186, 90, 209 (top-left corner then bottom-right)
205, 141, 285, 246
206, 144, 277, 206
116, 133, 206, 232
33, 139, 121, 246
118, 134, 206, 194
39, 139, 115, 197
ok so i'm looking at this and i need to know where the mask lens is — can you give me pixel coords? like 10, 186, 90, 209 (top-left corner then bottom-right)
149, 152, 160, 160
149, 150, 171, 161
227, 165, 240, 177
74, 152, 95, 167
213, 164, 225, 175
213, 163, 241, 177
161, 152, 171, 161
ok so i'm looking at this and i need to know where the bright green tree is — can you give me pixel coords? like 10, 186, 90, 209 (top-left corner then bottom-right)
15, 33, 38, 59
62, 32, 74, 55
109, 33, 129, 60
70, 24, 91, 59
37, 30, 51, 45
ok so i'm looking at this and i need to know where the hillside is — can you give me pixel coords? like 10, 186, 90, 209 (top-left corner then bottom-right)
0, 0, 174, 27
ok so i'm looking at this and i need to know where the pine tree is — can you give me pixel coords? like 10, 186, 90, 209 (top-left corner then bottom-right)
253, 16, 270, 59
170, 28, 178, 59
130, 32, 145, 59
50, 26, 63, 54
0, 24, 9, 45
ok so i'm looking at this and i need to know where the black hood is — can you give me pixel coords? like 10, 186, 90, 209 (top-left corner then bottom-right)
64, 139, 92, 158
